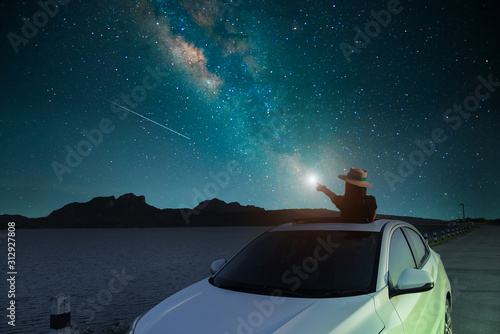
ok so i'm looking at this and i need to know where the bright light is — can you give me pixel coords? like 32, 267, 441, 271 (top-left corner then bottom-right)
308, 174, 318, 185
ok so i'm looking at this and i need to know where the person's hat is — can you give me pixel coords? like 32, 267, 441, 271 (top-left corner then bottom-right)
338, 168, 373, 188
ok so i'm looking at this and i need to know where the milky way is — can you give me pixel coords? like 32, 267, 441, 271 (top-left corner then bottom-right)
1, 0, 499, 219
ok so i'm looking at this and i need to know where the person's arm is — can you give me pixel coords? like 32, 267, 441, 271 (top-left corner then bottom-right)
316, 183, 339, 203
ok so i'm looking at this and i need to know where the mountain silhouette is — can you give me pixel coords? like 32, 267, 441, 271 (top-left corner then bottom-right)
194, 198, 265, 213
0, 193, 467, 231
0, 193, 334, 228
48, 193, 160, 219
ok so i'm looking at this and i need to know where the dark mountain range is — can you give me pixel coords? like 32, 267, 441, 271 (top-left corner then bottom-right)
48, 193, 156, 218
0, 193, 336, 229
1, 193, 468, 231
194, 198, 265, 213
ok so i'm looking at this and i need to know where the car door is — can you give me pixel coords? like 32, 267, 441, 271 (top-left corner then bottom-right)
388, 227, 436, 334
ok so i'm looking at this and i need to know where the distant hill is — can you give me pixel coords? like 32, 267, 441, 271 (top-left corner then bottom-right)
0, 194, 337, 229
48, 193, 159, 219
194, 198, 265, 213
1, 193, 169, 228
0, 193, 458, 231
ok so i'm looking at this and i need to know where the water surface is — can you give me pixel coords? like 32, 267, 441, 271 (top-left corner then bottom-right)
0, 227, 269, 333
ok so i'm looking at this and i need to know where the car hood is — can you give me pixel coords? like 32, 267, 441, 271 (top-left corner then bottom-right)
134, 279, 385, 334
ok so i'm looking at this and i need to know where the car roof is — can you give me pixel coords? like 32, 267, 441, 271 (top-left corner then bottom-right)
270, 218, 408, 233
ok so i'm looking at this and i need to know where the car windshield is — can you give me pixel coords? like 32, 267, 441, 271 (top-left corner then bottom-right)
211, 229, 381, 298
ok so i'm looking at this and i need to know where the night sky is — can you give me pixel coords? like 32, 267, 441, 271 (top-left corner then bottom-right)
1, 0, 499, 220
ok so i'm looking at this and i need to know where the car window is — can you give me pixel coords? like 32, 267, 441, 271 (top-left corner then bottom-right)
388, 228, 416, 287
212, 230, 381, 297
403, 227, 429, 268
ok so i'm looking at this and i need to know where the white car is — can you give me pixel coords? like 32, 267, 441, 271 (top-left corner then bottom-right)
128, 218, 452, 334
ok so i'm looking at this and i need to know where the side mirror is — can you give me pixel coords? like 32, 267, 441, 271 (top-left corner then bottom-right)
209, 259, 226, 275
390, 268, 434, 298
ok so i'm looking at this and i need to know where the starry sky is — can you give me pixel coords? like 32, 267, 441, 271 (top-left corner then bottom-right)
1, 0, 499, 220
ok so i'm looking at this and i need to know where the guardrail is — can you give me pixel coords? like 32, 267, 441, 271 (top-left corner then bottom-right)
423, 224, 478, 246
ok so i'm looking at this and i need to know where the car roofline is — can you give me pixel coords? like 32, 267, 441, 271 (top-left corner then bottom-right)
269, 219, 410, 233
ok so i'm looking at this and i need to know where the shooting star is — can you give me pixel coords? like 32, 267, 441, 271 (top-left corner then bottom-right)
103, 98, 191, 140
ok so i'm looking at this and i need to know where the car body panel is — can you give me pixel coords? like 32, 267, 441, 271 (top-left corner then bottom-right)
371, 286, 404, 333
130, 219, 452, 334
133, 279, 385, 334
378, 222, 451, 334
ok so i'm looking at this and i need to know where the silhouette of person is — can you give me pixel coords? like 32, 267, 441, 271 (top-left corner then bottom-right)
316, 168, 377, 222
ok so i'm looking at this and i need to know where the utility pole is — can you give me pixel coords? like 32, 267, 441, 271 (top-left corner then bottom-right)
459, 203, 465, 222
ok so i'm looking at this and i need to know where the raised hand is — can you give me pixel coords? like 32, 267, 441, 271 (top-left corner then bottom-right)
316, 182, 327, 192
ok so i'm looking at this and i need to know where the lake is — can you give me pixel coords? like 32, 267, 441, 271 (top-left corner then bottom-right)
0, 227, 270, 333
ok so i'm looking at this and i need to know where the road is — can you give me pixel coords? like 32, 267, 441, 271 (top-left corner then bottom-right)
432, 225, 500, 334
